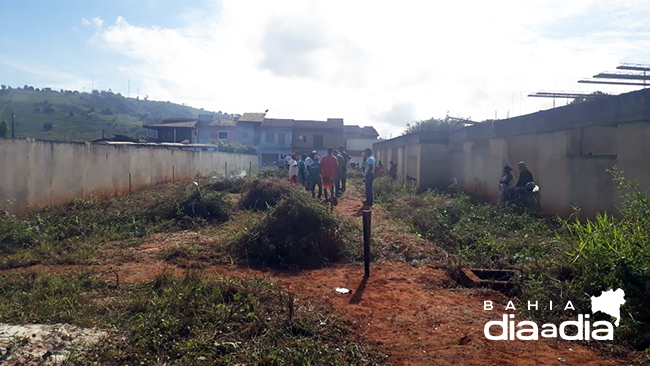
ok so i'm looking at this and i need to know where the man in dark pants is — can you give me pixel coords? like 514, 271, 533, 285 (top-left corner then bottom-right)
363, 148, 375, 206
337, 145, 351, 192
514, 161, 534, 198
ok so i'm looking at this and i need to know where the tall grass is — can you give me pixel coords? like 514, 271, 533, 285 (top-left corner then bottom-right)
561, 168, 650, 349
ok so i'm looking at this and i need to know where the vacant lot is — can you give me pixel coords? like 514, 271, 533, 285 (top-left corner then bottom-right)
0, 172, 647, 364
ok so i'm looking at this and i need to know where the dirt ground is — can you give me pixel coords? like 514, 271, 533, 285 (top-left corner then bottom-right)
0, 188, 638, 365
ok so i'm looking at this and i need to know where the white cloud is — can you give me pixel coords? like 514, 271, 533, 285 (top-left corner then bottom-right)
81, 17, 91, 26
92, 17, 104, 28
89, 0, 650, 138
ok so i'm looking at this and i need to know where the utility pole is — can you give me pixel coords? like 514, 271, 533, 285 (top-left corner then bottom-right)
11, 112, 15, 138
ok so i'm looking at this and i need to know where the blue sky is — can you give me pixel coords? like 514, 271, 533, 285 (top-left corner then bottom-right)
2, 0, 650, 138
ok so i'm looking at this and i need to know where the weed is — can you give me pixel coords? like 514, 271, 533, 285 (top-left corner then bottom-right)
234, 189, 354, 269
0, 272, 386, 365
239, 178, 292, 210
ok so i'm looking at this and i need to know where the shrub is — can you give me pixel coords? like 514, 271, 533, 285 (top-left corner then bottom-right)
562, 168, 650, 350
372, 177, 415, 206
255, 167, 288, 179
234, 189, 348, 269
239, 178, 292, 210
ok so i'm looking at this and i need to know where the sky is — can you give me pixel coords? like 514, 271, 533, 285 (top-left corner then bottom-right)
1, 0, 650, 139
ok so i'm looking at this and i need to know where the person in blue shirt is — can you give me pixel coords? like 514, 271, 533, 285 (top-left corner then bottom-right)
363, 148, 375, 206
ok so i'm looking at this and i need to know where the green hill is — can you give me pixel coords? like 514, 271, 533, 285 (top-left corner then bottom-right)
0, 86, 233, 142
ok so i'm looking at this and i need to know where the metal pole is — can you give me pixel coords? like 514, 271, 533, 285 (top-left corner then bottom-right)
11, 113, 15, 138
249, 161, 252, 175
224, 161, 227, 177
362, 210, 371, 277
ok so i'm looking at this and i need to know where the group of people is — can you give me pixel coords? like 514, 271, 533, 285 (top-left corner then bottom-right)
498, 161, 536, 203
281, 146, 377, 207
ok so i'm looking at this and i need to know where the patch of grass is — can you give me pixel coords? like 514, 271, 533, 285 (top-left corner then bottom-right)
370, 172, 650, 351
0, 181, 231, 269
255, 166, 288, 180
239, 178, 292, 210
0, 272, 386, 365
234, 189, 356, 269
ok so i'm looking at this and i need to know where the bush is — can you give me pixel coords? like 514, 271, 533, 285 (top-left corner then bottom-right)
234, 190, 349, 269
373, 177, 416, 206
255, 167, 288, 179
239, 178, 292, 210
562, 168, 650, 350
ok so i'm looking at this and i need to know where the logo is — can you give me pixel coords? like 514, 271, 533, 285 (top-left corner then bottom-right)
483, 288, 625, 341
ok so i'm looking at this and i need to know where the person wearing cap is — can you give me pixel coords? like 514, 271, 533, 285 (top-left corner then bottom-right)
305, 150, 316, 168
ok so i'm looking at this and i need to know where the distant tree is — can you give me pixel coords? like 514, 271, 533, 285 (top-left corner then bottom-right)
28, 86, 34, 91
570, 91, 607, 104
1, 85, 5, 90
403, 116, 467, 135
43, 122, 53, 131
69, 110, 74, 117
0, 121, 7, 137
60, 89, 64, 93
35, 88, 40, 92
23, 85, 29, 90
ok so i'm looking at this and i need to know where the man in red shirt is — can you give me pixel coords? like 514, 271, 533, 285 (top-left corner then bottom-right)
320, 147, 338, 202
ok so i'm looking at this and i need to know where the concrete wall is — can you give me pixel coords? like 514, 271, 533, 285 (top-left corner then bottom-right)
373, 88, 650, 218
0, 138, 258, 214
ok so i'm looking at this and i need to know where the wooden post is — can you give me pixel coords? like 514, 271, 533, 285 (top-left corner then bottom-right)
224, 161, 228, 177
249, 161, 252, 175
362, 210, 371, 277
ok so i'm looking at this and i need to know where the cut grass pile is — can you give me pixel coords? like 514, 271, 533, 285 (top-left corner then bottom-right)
239, 178, 293, 210
0, 271, 385, 365
234, 189, 356, 269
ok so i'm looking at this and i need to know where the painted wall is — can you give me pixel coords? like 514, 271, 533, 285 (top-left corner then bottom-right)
373, 88, 650, 218
0, 139, 258, 214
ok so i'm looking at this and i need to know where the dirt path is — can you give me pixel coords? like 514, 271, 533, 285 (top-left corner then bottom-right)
0, 188, 631, 365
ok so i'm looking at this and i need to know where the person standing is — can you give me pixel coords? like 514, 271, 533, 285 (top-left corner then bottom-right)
388, 160, 397, 180
288, 153, 298, 184
320, 147, 338, 202
499, 165, 514, 202
305, 150, 316, 168
334, 149, 345, 196
308, 155, 323, 199
298, 153, 309, 188
363, 148, 376, 206
337, 145, 351, 192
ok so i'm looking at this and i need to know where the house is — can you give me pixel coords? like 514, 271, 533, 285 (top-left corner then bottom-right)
292, 118, 344, 156
144, 114, 237, 144
236, 113, 293, 165
343, 125, 379, 165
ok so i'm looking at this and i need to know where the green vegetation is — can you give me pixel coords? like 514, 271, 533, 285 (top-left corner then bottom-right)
214, 140, 257, 154
371, 173, 650, 350
0, 87, 235, 141
403, 116, 467, 135
0, 181, 231, 269
234, 189, 354, 269
0, 272, 385, 365
239, 178, 293, 210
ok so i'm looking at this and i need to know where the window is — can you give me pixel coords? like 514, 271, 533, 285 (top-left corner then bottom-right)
278, 132, 286, 145
313, 135, 323, 148
218, 131, 229, 140
265, 132, 275, 143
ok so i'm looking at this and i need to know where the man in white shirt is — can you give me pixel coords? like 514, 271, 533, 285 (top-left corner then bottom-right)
288, 153, 299, 184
